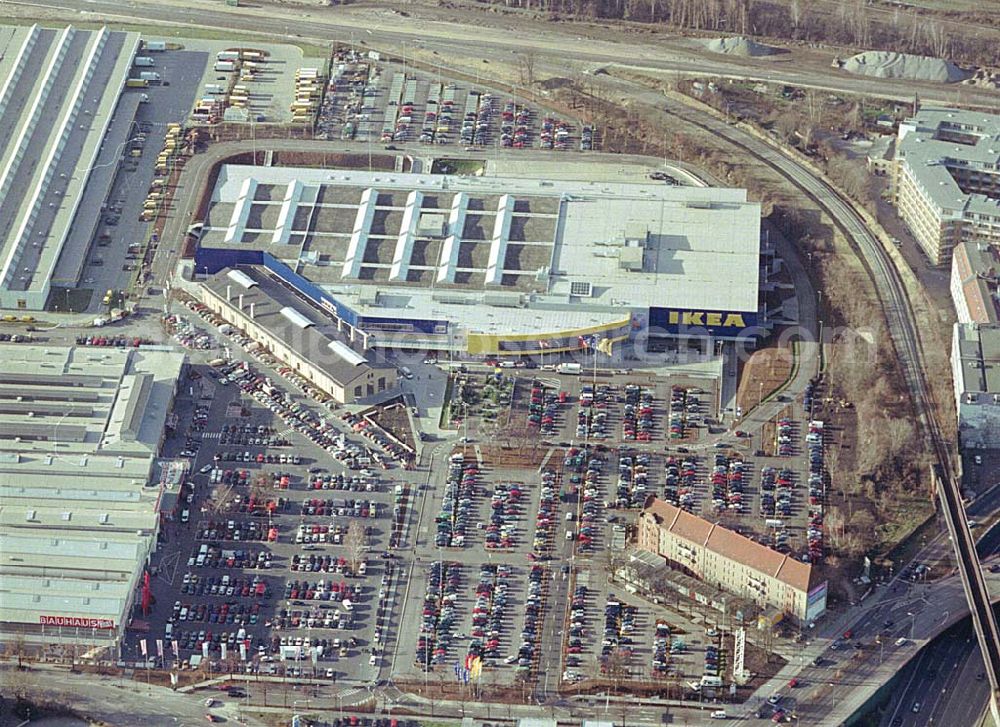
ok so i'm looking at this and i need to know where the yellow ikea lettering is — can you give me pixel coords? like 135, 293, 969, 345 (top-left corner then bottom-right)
667, 310, 747, 328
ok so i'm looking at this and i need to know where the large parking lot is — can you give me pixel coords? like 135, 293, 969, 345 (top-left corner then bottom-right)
317, 49, 594, 152
137, 298, 424, 684
135, 286, 820, 702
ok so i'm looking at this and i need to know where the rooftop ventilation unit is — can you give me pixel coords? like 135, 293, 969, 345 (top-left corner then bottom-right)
280, 306, 313, 329
226, 269, 257, 289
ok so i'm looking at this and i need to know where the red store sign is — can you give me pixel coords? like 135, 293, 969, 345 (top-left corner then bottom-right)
39, 615, 115, 629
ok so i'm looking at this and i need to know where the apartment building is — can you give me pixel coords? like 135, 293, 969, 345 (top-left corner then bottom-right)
638, 497, 827, 623
951, 322, 1000, 449
951, 240, 1000, 324
893, 108, 1000, 266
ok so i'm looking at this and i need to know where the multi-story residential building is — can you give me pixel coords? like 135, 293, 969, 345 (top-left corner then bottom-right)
951, 240, 1000, 325
893, 108, 1000, 266
951, 322, 1000, 449
637, 498, 827, 623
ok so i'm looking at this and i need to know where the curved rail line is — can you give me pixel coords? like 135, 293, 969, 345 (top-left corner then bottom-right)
656, 95, 1000, 711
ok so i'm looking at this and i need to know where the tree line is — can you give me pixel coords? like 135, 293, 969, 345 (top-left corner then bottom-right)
467, 0, 998, 67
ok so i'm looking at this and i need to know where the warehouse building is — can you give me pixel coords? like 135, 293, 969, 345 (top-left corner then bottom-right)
951, 323, 1000, 450
637, 498, 827, 623
193, 166, 763, 358
0, 344, 184, 654
0, 24, 141, 310
893, 108, 1000, 266
197, 266, 397, 404
950, 241, 1000, 325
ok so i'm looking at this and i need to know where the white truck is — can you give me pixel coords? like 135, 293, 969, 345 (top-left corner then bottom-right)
557, 362, 583, 375
133, 56, 155, 67
139, 71, 160, 82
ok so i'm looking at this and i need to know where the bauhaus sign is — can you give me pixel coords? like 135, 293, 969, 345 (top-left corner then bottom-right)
648, 307, 758, 337
39, 615, 115, 629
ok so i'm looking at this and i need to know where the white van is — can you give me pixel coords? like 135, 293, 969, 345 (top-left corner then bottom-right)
711, 710, 728, 720
165, 623, 173, 639
701, 675, 723, 688
181, 509, 190, 523
400, 366, 413, 379
565, 511, 574, 522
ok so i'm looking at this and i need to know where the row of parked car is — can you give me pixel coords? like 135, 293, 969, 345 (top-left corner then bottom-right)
340, 411, 414, 467
664, 454, 698, 512
309, 471, 379, 491
652, 619, 679, 675
775, 416, 795, 457
180, 573, 269, 599
670, 385, 696, 440
197, 519, 278, 543
416, 560, 461, 667
576, 455, 605, 552
564, 584, 589, 680
290, 553, 360, 574
760, 467, 794, 520
272, 606, 353, 631
532, 469, 559, 559
527, 380, 561, 434
74, 335, 149, 348
577, 384, 612, 439
466, 563, 509, 665
622, 384, 655, 442
539, 115, 571, 150
500, 99, 532, 149
806, 420, 826, 564
615, 453, 650, 509
711, 453, 746, 515
460, 92, 494, 146
485, 481, 521, 550
172, 599, 263, 627
190, 545, 273, 570
164, 313, 215, 350
600, 598, 638, 671
512, 564, 547, 676
436, 454, 477, 548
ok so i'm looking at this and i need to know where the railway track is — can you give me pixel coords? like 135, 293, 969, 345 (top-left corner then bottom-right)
655, 95, 1000, 706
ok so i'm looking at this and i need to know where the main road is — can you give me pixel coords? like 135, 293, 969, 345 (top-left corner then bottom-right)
9, 0, 1000, 109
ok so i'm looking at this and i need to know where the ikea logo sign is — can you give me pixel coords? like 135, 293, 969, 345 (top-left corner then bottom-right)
649, 307, 758, 337
667, 311, 747, 328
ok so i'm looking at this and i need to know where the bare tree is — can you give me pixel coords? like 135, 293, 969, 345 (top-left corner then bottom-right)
518, 51, 537, 88
344, 520, 368, 573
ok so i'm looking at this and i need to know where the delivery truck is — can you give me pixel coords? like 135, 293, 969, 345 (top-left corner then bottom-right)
133, 56, 155, 67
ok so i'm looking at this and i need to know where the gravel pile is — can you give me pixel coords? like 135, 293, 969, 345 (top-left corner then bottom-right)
704, 36, 778, 57
842, 51, 970, 83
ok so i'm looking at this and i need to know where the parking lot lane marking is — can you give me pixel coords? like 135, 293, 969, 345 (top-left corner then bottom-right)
158, 551, 181, 586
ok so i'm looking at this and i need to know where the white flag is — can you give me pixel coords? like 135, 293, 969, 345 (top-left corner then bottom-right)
139, 639, 147, 657
172, 639, 180, 658
202, 641, 210, 658
156, 639, 164, 658
221, 642, 228, 661
239, 642, 247, 662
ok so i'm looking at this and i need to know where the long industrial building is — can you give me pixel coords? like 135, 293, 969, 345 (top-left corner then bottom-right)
0, 24, 140, 310
194, 166, 763, 357
0, 344, 184, 654
893, 108, 1000, 266
196, 266, 398, 404
637, 497, 828, 623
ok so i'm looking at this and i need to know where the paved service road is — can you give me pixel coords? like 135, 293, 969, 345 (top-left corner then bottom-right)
14, 0, 1000, 111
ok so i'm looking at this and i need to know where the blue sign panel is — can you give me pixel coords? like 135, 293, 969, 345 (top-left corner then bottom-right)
648, 307, 760, 338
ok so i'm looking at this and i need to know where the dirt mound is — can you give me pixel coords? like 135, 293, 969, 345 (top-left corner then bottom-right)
704, 36, 777, 57
841, 51, 970, 83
